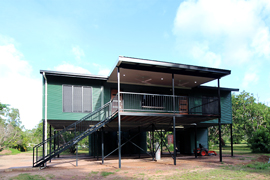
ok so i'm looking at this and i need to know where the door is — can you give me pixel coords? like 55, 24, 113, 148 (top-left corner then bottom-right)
179, 97, 188, 115
111, 89, 123, 112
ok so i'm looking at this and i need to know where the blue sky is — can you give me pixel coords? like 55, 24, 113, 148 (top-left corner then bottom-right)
0, 0, 270, 129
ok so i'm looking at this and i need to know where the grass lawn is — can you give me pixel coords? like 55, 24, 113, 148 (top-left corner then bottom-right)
209, 143, 252, 154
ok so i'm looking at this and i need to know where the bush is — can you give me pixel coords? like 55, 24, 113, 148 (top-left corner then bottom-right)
248, 129, 270, 153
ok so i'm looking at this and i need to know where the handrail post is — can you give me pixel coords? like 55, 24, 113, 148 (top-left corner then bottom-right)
49, 125, 51, 163
33, 147, 34, 167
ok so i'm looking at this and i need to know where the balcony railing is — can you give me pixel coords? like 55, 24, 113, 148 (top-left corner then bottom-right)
119, 92, 219, 116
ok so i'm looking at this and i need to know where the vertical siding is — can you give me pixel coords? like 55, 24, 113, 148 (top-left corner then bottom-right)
47, 76, 104, 121
92, 86, 102, 111
202, 91, 232, 124
104, 87, 111, 103
189, 128, 208, 154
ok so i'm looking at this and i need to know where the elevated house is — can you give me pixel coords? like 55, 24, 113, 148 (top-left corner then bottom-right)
34, 56, 238, 168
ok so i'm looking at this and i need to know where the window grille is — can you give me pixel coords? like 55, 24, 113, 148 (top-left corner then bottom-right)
63, 85, 92, 113
63, 85, 72, 112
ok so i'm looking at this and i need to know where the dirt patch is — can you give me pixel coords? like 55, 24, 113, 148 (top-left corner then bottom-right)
253, 155, 270, 163
0, 149, 12, 155
1, 153, 270, 180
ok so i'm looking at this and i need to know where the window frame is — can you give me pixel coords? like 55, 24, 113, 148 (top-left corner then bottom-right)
62, 84, 92, 113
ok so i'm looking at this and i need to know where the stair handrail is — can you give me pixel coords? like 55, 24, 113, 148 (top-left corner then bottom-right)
33, 106, 118, 167
33, 94, 119, 167
33, 97, 115, 149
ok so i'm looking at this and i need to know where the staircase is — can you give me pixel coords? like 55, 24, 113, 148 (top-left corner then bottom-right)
33, 95, 118, 167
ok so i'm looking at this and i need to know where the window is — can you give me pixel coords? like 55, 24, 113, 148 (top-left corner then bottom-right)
63, 85, 92, 113
202, 96, 218, 115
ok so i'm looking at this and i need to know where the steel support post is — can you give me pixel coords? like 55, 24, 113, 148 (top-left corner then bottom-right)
49, 125, 51, 163
230, 124, 233, 157
54, 130, 56, 153
117, 66, 121, 169
195, 125, 197, 158
129, 130, 131, 156
160, 129, 163, 155
102, 127, 104, 164
76, 144, 78, 167
172, 73, 176, 165
152, 124, 155, 160
138, 126, 141, 158
88, 134, 93, 156
57, 132, 60, 158
93, 133, 95, 158
96, 132, 99, 161
43, 119, 45, 159
218, 78, 222, 162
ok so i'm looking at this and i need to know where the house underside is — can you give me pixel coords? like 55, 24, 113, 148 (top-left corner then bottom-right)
34, 56, 238, 168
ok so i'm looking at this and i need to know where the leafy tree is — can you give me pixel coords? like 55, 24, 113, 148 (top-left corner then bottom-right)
0, 105, 25, 150
208, 91, 270, 148
248, 128, 270, 153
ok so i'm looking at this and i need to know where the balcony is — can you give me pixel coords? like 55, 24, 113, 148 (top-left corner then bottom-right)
114, 92, 219, 116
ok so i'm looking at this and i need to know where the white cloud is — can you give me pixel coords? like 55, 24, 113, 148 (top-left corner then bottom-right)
92, 63, 110, 76
242, 71, 259, 88
0, 36, 41, 130
190, 42, 221, 68
251, 27, 270, 57
173, 0, 270, 66
54, 63, 91, 74
98, 68, 110, 76
72, 45, 85, 62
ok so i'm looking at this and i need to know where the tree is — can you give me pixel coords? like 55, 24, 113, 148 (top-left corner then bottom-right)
248, 128, 270, 153
208, 91, 270, 147
0, 103, 27, 151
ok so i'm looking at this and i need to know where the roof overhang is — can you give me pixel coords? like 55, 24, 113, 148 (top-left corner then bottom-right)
40, 70, 108, 81
107, 56, 231, 88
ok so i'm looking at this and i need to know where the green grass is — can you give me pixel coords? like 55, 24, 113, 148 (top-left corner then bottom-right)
246, 162, 270, 170
0, 148, 21, 155
45, 174, 55, 179
90, 171, 99, 175
209, 144, 252, 154
101, 171, 114, 177
9, 173, 45, 180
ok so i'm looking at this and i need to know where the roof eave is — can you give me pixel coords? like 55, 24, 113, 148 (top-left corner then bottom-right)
40, 70, 108, 80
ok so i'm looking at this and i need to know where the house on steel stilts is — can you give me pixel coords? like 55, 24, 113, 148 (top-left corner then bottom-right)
33, 56, 238, 168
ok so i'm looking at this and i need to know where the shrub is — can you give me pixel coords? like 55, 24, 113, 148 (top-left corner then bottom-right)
248, 129, 270, 153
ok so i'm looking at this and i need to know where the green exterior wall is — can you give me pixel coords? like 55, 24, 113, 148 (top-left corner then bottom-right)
44, 75, 105, 121
43, 75, 232, 125
202, 91, 232, 124
176, 127, 208, 154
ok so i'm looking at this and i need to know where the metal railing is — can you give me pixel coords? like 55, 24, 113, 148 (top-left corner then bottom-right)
120, 92, 219, 115
33, 94, 118, 167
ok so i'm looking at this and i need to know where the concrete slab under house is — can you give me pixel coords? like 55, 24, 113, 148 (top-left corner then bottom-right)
34, 56, 239, 168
